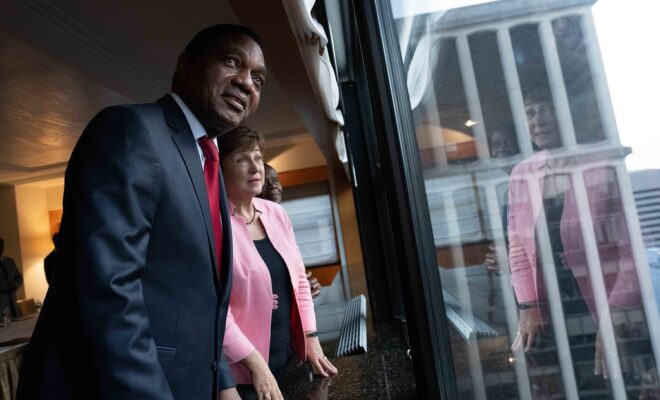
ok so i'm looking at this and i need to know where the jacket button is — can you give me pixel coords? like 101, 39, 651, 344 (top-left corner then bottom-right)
211, 361, 218, 372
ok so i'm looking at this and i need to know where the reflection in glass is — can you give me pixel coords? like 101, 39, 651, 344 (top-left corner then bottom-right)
392, 1, 660, 398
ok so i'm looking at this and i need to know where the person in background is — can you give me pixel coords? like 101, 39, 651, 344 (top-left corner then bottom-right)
0, 237, 23, 318
18, 24, 266, 400
219, 126, 337, 400
260, 164, 283, 204
259, 163, 322, 298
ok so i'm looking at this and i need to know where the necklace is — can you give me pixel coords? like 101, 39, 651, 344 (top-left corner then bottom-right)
231, 205, 259, 225
245, 206, 257, 225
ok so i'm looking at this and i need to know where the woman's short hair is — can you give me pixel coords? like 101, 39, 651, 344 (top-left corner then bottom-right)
522, 85, 553, 106
218, 126, 265, 160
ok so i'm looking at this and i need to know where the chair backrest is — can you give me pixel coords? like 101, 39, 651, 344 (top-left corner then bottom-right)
16, 298, 37, 317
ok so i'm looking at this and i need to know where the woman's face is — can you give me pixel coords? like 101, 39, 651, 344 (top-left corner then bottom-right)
525, 101, 562, 150
222, 144, 265, 200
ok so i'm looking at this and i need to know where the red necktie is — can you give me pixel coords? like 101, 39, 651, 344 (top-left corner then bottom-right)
198, 136, 223, 271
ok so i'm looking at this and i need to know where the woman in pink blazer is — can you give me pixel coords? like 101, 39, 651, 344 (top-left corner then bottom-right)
508, 95, 644, 397
218, 126, 337, 400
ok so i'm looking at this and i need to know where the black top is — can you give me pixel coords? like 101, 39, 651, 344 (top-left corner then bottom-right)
539, 194, 589, 315
254, 236, 293, 352
544, 194, 566, 269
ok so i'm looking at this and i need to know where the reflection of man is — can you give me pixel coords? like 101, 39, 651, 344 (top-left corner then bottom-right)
0, 237, 23, 318
18, 24, 266, 400
259, 164, 321, 298
484, 123, 516, 275
488, 124, 517, 159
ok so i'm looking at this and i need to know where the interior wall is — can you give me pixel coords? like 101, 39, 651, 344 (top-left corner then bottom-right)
267, 137, 326, 172
46, 185, 64, 210
14, 185, 57, 302
0, 184, 24, 299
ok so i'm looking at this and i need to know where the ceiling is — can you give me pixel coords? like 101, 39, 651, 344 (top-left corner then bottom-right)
0, 0, 318, 185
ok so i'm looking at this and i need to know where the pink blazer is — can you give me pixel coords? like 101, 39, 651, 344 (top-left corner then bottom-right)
507, 151, 641, 317
223, 197, 316, 384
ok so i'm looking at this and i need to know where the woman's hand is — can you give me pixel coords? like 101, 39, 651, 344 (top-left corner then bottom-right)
305, 335, 338, 377
240, 350, 283, 400
511, 306, 544, 352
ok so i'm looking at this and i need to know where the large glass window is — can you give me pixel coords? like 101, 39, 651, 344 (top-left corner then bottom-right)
389, 0, 660, 398
281, 194, 338, 266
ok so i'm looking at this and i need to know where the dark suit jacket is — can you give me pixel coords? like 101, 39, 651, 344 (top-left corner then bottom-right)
17, 95, 234, 400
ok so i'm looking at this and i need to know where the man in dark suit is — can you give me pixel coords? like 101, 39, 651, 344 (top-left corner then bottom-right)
17, 24, 267, 400
0, 237, 23, 318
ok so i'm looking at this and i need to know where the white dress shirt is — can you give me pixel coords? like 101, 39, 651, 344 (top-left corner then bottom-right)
170, 92, 218, 167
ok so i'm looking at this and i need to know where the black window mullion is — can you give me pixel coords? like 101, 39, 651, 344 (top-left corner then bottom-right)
352, 0, 459, 398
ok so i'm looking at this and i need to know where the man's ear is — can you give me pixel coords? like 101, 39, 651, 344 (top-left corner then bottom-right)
175, 53, 192, 83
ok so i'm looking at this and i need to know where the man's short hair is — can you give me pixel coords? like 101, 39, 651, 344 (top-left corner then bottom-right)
184, 24, 262, 59
173, 24, 262, 84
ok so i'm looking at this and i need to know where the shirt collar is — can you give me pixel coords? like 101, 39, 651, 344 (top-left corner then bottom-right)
170, 92, 211, 142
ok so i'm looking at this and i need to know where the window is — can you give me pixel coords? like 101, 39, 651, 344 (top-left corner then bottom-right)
384, 0, 660, 398
281, 194, 338, 266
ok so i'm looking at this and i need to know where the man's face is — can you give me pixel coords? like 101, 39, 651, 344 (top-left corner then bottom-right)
177, 34, 266, 136
261, 166, 283, 203
490, 131, 516, 159
525, 101, 562, 150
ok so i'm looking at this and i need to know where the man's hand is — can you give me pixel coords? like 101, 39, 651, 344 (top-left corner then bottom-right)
219, 387, 242, 400
306, 271, 321, 299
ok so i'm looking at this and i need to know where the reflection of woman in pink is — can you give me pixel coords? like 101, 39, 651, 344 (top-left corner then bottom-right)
507, 94, 646, 397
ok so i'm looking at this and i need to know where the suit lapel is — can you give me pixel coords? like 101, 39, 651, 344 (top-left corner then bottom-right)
218, 168, 233, 302
158, 95, 221, 290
